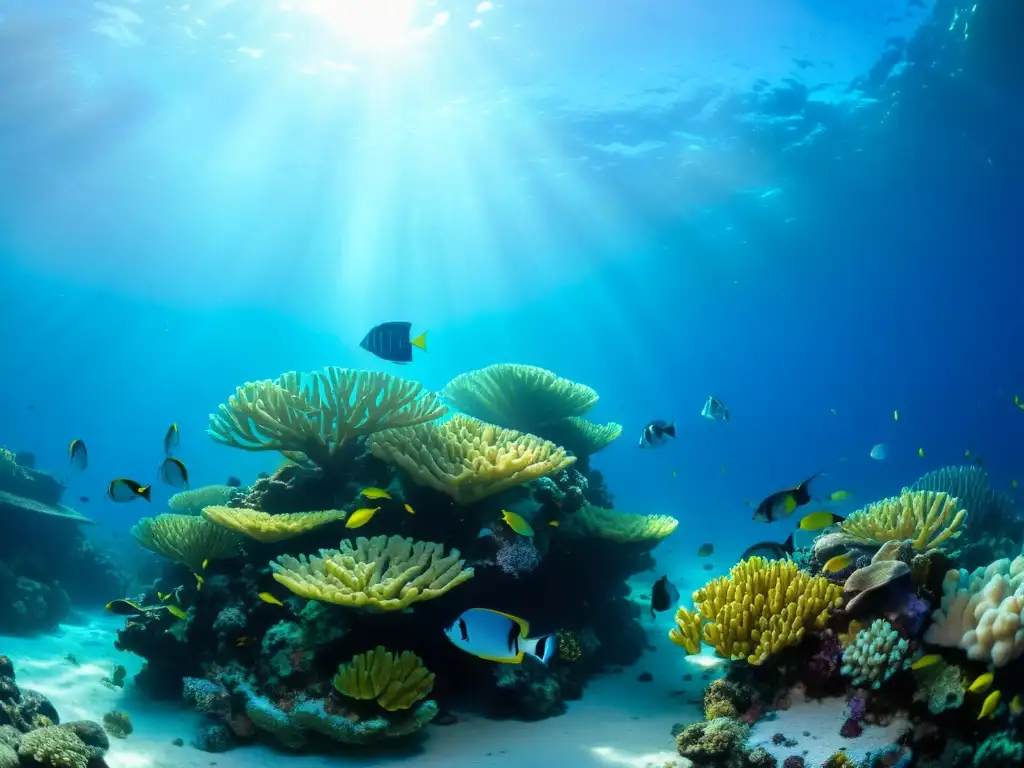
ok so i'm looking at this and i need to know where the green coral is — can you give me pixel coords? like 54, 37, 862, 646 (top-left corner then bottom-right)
101, 710, 132, 739
702, 679, 751, 722
840, 618, 911, 688
130, 514, 241, 573
675, 717, 751, 767
0, 744, 16, 768
912, 660, 965, 714
975, 732, 1023, 766
168, 485, 238, 515
18, 726, 100, 768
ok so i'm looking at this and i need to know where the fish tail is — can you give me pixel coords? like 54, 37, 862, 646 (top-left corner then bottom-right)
410, 331, 427, 351
140, 485, 152, 502
799, 472, 823, 494
782, 533, 795, 555
664, 421, 676, 438
521, 633, 556, 665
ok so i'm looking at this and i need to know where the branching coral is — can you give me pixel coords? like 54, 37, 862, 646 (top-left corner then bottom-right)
562, 504, 678, 543
202, 506, 347, 543
367, 415, 575, 504
923, 554, 1024, 667
168, 485, 238, 515
905, 465, 1016, 531
131, 514, 242, 573
840, 618, 911, 688
333, 647, 434, 712
208, 367, 448, 470
670, 607, 703, 653
686, 557, 843, 664
271, 535, 474, 610
837, 491, 967, 552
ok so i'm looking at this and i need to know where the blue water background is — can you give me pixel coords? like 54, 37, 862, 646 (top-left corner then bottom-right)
0, 0, 1019, 569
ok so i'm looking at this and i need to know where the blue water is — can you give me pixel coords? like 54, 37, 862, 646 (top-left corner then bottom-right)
0, 0, 1019, 567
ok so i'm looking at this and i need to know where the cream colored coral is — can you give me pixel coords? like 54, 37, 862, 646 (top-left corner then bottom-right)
271, 535, 474, 611
18, 727, 94, 768
837, 491, 966, 552
203, 506, 347, 543
539, 417, 623, 456
208, 367, 448, 470
441, 364, 598, 431
333, 647, 435, 711
669, 607, 703, 654
924, 555, 1024, 667
691, 557, 843, 665
168, 485, 238, 515
131, 514, 242, 572
367, 415, 575, 504
563, 504, 678, 542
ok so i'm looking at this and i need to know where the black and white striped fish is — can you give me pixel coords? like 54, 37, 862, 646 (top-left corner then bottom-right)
639, 419, 676, 448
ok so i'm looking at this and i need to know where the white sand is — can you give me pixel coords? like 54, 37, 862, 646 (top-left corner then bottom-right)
2, 612, 700, 768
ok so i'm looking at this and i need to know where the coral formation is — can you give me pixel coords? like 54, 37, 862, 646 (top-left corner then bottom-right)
905, 465, 1015, 533
669, 606, 703, 653
131, 514, 241, 572
333, 647, 435, 712
202, 506, 347, 543
168, 485, 239, 515
837, 490, 966, 552
562, 504, 679, 542
839, 618, 911, 688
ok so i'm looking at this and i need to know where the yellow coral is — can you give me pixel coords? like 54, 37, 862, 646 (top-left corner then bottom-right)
669, 607, 703, 654
537, 417, 623, 456
131, 514, 242, 573
18, 726, 94, 768
168, 485, 238, 515
367, 415, 575, 504
691, 557, 842, 665
837, 491, 967, 552
208, 367, 448, 470
271, 534, 474, 610
563, 504, 678, 542
333, 646, 435, 711
202, 506, 346, 543
441, 364, 599, 431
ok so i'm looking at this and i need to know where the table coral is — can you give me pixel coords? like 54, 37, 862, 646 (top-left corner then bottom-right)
131, 513, 241, 573
202, 506, 347, 543
840, 618, 911, 689
837, 491, 966, 552
563, 504, 678, 542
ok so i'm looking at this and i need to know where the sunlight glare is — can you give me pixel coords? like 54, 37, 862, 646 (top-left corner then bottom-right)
302, 0, 422, 51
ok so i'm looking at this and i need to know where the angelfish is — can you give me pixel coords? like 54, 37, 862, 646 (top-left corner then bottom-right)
752, 472, 822, 522
443, 608, 555, 664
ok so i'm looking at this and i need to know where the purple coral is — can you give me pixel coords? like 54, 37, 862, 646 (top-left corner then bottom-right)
840, 690, 867, 738
808, 630, 843, 683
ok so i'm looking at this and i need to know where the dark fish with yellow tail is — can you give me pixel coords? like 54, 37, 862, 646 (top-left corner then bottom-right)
160, 458, 189, 489
741, 533, 795, 561
360, 321, 427, 364
108, 478, 151, 502
164, 423, 180, 457
752, 472, 822, 522
650, 575, 679, 618
69, 439, 88, 471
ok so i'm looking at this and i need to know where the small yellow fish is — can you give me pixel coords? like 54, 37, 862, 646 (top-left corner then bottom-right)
697, 543, 714, 557
830, 408, 837, 415
157, 591, 171, 602
893, 409, 899, 421
978, 689, 1000, 719
361, 487, 392, 500
548, 521, 559, 527
1015, 394, 1024, 410
918, 447, 925, 457
167, 605, 187, 620
969, 672, 994, 693
1011, 694, 1023, 716
1013, 480, 1018, 489
202, 559, 209, 570
346, 507, 381, 529
828, 490, 851, 502
235, 636, 250, 647
822, 553, 854, 573
799, 511, 845, 531
194, 573, 204, 591
404, 503, 415, 515
502, 510, 535, 537
910, 654, 941, 671
258, 592, 285, 607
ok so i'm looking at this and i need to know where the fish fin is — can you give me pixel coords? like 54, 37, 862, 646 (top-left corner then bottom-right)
664, 422, 676, 438
474, 651, 523, 664
410, 331, 427, 351
782, 533, 795, 555
521, 634, 556, 665
140, 485, 152, 502
799, 472, 824, 493
482, 608, 530, 637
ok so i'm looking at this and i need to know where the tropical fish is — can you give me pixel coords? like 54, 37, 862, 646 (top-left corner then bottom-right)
443, 608, 555, 664
822, 553, 854, 573
978, 690, 1000, 719
650, 575, 679, 617
404, 503, 416, 515
201, 559, 209, 570
893, 409, 899, 421
910, 654, 941, 671
828, 490, 852, 502
156, 591, 173, 602
741, 534, 795, 561
547, 521, 559, 527
502, 510, 534, 537
361, 487, 392, 500
700, 396, 729, 423
167, 605, 187, 621
969, 672, 993, 693
164, 423, 180, 456
107, 478, 151, 503
1011, 694, 1023, 716
105, 599, 146, 616
194, 573, 204, 590
258, 592, 285, 607
918, 447, 925, 457
799, 511, 845, 531
235, 636, 250, 647
359, 321, 427, 364
752, 473, 821, 522
639, 419, 675, 448
830, 408, 837, 415
1013, 480, 1018, 489
226, 476, 242, 487
79, 496, 90, 503
869, 443, 888, 461
346, 507, 381, 529
69, 439, 88, 471
1015, 394, 1024, 410
696, 543, 714, 557
160, 458, 189, 489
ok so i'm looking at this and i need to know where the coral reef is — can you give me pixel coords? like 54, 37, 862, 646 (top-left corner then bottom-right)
837, 491, 967, 552
840, 619, 911, 688
131, 514, 242, 573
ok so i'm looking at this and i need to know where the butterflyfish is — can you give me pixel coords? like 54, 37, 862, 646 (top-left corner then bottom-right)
69, 439, 88, 471
164, 423, 180, 457
361, 487, 392, 500
360, 322, 427, 363
502, 510, 534, 537
799, 511, 845, 531
650, 576, 679, 618
107, 478, 151, 503
869, 443, 888, 461
639, 420, 675, 448
346, 507, 381, 529
160, 457, 189, 489
258, 592, 285, 607
443, 608, 555, 665
700, 396, 729, 422
822, 553, 854, 573
978, 690, 1000, 719
752, 473, 822, 522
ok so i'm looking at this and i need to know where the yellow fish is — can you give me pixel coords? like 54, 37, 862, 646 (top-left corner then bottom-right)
361, 487, 392, 500
167, 605, 187, 620
1011, 694, 1023, 716
910, 654, 941, 671
258, 592, 285, 607
202, 559, 209, 570
828, 490, 851, 502
822, 553, 854, 574
502, 510, 534, 537
404, 503, 415, 515
799, 511, 845, 531
235, 636, 250, 647
918, 447, 925, 457
194, 573, 204, 591
1015, 394, 1024, 410
893, 409, 899, 421
969, 672, 994, 693
978, 690, 1000, 719
548, 521, 559, 527
1013, 480, 1019, 489
346, 507, 381, 529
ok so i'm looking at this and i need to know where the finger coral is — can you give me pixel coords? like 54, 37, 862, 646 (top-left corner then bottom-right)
367, 415, 575, 504
270, 534, 474, 611
131, 514, 242, 573
840, 618, 911, 689
563, 504, 678, 543
837, 490, 967, 552
202, 506, 347, 543
208, 367, 448, 471
669, 607, 702, 654
689, 557, 843, 665
333, 647, 435, 712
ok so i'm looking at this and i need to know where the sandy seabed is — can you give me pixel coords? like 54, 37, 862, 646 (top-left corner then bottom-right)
2, 612, 703, 768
